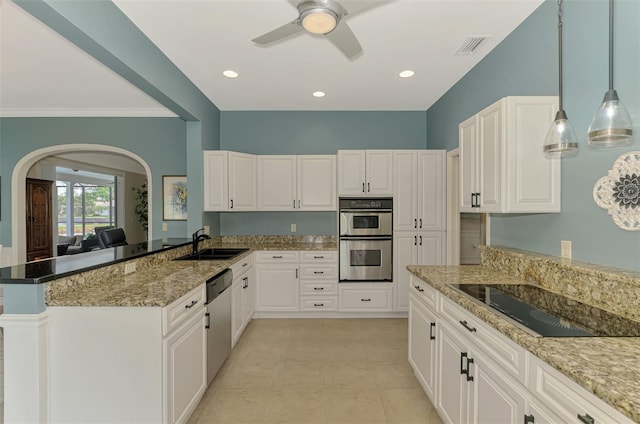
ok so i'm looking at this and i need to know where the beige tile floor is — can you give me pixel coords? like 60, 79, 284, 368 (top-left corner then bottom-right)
188, 318, 442, 424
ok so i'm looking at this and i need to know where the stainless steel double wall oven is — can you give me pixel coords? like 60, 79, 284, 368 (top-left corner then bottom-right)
339, 198, 393, 282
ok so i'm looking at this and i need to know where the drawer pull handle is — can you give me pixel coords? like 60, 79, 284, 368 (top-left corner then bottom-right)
414, 285, 424, 292
313, 271, 324, 274
314, 303, 324, 307
205, 312, 210, 329
429, 322, 436, 340
313, 287, 324, 291
361, 298, 371, 302
242, 262, 248, 267
524, 415, 535, 424
185, 300, 198, 309
272, 255, 283, 258
313, 255, 324, 259
577, 414, 594, 424
459, 320, 477, 333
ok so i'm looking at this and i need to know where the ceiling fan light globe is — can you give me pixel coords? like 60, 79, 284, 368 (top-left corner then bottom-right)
301, 9, 338, 34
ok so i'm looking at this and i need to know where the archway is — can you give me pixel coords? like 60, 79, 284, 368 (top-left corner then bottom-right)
11, 144, 153, 264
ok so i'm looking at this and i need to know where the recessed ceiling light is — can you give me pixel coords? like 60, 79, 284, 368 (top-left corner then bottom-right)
223, 70, 238, 78
312, 91, 326, 98
399, 70, 415, 78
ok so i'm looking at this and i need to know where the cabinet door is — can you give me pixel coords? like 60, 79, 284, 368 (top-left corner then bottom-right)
229, 152, 257, 211
297, 155, 336, 211
393, 151, 418, 232
164, 312, 206, 424
254, 265, 299, 311
467, 346, 527, 424
436, 320, 468, 424
203, 151, 229, 211
231, 278, 244, 347
365, 150, 393, 195
337, 150, 366, 195
417, 151, 445, 231
393, 232, 419, 311
477, 100, 504, 212
409, 295, 438, 401
416, 232, 444, 266
459, 116, 477, 213
257, 156, 296, 210
242, 270, 254, 325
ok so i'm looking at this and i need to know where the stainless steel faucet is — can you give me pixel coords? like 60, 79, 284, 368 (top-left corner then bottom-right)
192, 228, 211, 255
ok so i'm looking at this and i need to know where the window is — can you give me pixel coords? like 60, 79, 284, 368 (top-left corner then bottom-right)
56, 168, 117, 237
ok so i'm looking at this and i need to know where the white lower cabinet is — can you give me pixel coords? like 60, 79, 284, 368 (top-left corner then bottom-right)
338, 283, 393, 312
299, 251, 338, 311
255, 251, 300, 312
47, 285, 206, 424
408, 276, 633, 424
231, 255, 255, 346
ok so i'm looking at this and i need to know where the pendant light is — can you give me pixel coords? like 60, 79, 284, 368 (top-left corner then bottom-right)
587, 0, 633, 148
543, 0, 579, 159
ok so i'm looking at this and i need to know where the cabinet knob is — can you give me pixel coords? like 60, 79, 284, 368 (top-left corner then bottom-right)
577, 414, 595, 424
524, 414, 535, 424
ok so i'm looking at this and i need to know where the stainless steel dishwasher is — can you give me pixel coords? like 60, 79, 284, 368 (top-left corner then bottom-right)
204, 269, 233, 386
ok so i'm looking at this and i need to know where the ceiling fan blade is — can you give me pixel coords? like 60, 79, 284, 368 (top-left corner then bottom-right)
339, 0, 394, 17
252, 21, 303, 45
325, 21, 362, 59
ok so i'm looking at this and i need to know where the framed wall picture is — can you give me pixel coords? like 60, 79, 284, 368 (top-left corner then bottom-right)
162, 175, 187, 221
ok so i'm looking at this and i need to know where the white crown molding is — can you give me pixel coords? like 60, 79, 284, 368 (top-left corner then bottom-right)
0, 108, 178, 118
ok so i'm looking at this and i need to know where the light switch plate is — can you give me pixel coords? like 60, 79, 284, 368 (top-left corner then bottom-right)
162, 223, 167, 232
291, 224, 297, 232
560, 240, 572, 258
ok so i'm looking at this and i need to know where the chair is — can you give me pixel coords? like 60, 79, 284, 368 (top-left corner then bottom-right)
97, 228, 128, 249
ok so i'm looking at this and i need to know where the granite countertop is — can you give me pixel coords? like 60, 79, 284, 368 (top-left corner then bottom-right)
408, 265, 640, 422
45, 237, 337, 308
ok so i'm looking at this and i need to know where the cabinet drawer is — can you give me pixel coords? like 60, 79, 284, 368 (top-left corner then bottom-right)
409, 275, 438, 310
162, 286, 205, 336
339, 284, 392, 312
255, 251, 299, 263
439, 294, 527, 381
529, 356, 633, 424
300, 281, 338, 296
230, 253, 254, 274
300, 297, 338, 311
300, 251, 338, 263
299, 264, 338, 280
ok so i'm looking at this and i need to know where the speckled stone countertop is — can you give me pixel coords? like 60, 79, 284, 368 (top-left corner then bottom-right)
45, 235, 337, 308
408, 265, 640, 422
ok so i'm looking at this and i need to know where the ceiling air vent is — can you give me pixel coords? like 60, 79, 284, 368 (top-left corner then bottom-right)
456, 36, 491, 55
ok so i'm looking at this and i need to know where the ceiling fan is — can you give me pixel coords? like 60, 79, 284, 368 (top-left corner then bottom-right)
251, 0, 387, 59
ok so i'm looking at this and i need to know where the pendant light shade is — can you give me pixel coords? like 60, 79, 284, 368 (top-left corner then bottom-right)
587, 0, 633, 148
543, 0, 579, 159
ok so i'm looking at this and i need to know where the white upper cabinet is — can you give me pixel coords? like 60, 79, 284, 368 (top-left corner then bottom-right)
337, 150, 393, 196
257, 155, 336, 211
203, 151, 257, 211
394, 150, 445, 231
297, 155, 336, 211
459, 96, 560, 213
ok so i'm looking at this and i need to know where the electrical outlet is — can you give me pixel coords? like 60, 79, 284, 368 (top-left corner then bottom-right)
162, 223, 168, 232
124, 262, 137, 275
561, 240, 572, 258
291, 223, 297, 232
204, 225, 210, 235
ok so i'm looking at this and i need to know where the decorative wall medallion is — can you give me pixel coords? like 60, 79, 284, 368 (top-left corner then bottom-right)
593, 151, 640, 231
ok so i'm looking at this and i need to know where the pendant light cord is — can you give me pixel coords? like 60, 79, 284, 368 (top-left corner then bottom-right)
557, 0, 564, 111
609, 0, 614, 90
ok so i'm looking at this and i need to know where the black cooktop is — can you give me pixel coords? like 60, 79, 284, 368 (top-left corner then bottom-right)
448, 284, 640, 338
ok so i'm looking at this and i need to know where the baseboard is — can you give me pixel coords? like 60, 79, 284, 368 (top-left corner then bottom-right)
252, 311, 408, 319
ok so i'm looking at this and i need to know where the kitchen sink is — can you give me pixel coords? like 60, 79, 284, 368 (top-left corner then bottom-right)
174, 248, 249, 261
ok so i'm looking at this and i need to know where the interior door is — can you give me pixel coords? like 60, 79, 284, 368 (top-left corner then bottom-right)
26, 178, 54, 261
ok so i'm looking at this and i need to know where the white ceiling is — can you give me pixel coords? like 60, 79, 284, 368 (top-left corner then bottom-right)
1, 0, 544, 115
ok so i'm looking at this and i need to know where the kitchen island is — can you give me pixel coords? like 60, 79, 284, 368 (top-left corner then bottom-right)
408, 247, 640, 423
0, 235, 337, 424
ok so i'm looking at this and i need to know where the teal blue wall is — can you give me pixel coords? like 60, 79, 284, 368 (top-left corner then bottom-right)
427, 0, 640, 270
219, 111, 427, 235
0, 117, 188, 242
